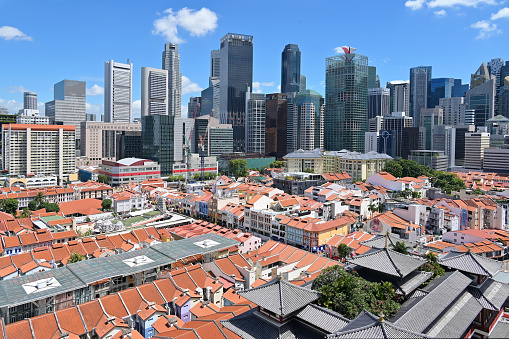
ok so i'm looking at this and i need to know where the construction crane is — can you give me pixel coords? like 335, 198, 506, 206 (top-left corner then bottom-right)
198, 110, 214, 183
184, 103, 200, 183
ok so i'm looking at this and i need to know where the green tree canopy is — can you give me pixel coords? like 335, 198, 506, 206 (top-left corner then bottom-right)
269, 160, 285, 168
28, 200, 38, 211
383, 160, 403, 178
45, 203, 60, 213
392, 241, 410, 255
312, 265, 401, 319
337, 243, 351, 260
101, 199, 112, 211
19, 208, 31, 219
229, 159, 248, 178
68, 252, 85, 263
2, 198, 18, 217
97, 174, 108, 184
431, 172, 466, 194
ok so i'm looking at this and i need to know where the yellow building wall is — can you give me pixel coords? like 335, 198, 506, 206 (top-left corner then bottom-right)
316, 223, 350, 245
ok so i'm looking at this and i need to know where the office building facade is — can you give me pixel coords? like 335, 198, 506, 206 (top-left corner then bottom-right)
162, 43, 182, 117
1, 124, 76, 179
466, 79, 496, 127
368, 87, 390, 119
265, 93, 288, 158
281, 44, 301, 95
324, 51, 368, 152
141, 67, 168, 116
409, 66, 432, 127
80, 122, 142, 165
45, 80, 86, 146
219, 33, 253, 152
438, 97, 465, 126
104, 60, 133, 123
383, 112, 413, 158
245, 90, 266, 154
288, 90, 324, 152
420, 108, 444, 150
464, 132, 490, 169
387, 81, 409, 114
200, 77, 220, 120
23, 92, 37, 110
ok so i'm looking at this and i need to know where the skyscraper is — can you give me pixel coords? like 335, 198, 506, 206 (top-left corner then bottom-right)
210, 49, 220, 77
386, 81, 409, 114
438, 97, 466, 126
288, 90, 324, 152
368, 88, 390, 119
219, 33, 253, 152
368, 66, 377, 89
265, 93, 288, 158
23, 92, 37, 110
45, 80, 86, 147
409, 66, 432, 127
466, 78, 495, 127
104, 60, 133, 123
324, 49, 368, 152
245, 89, 266, 154
429, 78, 454, 109
419, 107, 444, 150
141, 67, 174, 175
281, 44, 301, 95
201, 77, 220, 120
162, 43, 182, 117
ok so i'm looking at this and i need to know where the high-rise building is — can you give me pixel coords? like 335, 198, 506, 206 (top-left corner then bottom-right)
281, 44, 301, 95
211, 49, 221, 78
386, 81, 409, 114
23, 92, 37, 110
162, 43, 182, 117
141, 67, 169, 116
200, 77, 220, 120
454, 125, 475, 167
45, 80, 86, 147
141, 114, 174, 176
368, 116, 384, 132
453, 79, 469, 98
80, 122, 142, 165
471, 63, 493, 89
288, 90, 324, 152
431, 125, 456, 169
368, 66, 377, 89
300, 75, 307, 92
1, 124, 75, 179
219, 33, 253, 152
409, 66, 432, 127
368, 88, 390, 119
188, 97, 201, 118
383, 112, 413, 158
265, 93, 288, 158
194, 116, 233, 156
438, 97, 465, 126
430, 78, 454, 108
464, 132, 490, 169
401, 127, 424, 159
324, 49, 368, 152
245, 90, 266, 154
419, 108, 443, 150
104, 60, 133, 123
364, 132, 379, 153
466, 79, 495, 127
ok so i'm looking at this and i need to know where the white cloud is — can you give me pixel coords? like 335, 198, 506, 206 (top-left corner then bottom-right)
7, 85, 28, 93
86, 84, 104, 96
0, 98, 22, 113
0, 26, 32, 41
383, 58, 391, 63
85, 102, 102, 114
182, 76, 203, 95
471, 20, 502, 39
491, 7, 509, 19
152, 7, 218, 43
427, 0, 498, 8
434, 9, 448, 15
132, 100, 141, 116
405, 0, 426, 10
252, 81, 277, 93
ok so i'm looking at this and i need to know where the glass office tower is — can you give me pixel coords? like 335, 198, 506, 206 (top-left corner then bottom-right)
409, 66, 432, 127
219, 33, 253, 152
281, 44, 301, 94
324, 52, 368, 152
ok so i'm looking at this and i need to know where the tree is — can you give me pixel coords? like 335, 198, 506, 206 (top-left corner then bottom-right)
312, 265, 401, 319
98, 174, 108, 184
28, 200, 38, 211
337, 243, 351, 260
392, 241, 410, 255
101, 199, 112, 211
269, 160, 285, 168
472, 188, 484, 195
420, 252, 445, 280
2, 198, 18, 217
303, 168, 314, 174
68, 252, 85, 263
19, 208, 31, 219
383, 160, 403, 178
431, 172, 466, 194
45, 203, 60, 213
228, 159, 248, 178
34, 192, 45, 206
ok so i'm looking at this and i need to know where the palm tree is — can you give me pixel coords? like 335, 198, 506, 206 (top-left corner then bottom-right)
392, 241, 409, 255
423, 251, 439, 263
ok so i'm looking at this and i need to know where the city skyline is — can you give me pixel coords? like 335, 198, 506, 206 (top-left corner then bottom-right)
1, 1, 509, 120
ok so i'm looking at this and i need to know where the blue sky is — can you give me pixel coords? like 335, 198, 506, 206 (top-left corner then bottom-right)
1, 0, 509, 119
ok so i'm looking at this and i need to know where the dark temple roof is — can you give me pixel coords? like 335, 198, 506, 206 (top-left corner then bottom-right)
439, 251, 502, 277
348, 248, 426, 278
238, 278, 321, 316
